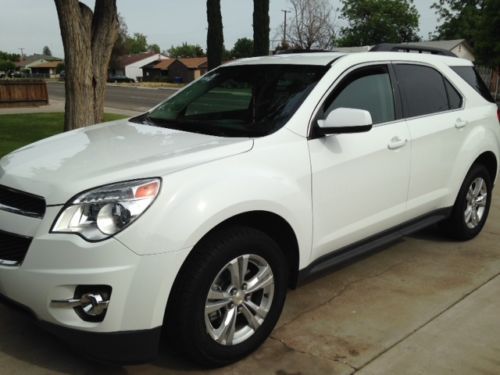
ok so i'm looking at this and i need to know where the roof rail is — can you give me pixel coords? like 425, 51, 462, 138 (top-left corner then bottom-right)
370, 43, 457, 57
274, 48, 331, 55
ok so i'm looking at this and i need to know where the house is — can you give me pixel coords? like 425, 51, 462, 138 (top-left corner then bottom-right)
399, 39, 475, 61
140, 57, 208, 83
15, 54, 61, 69
168, 57, 208, 83
112, 52, 168, 81
142, 58, 175, 81
29, 60, 63, 78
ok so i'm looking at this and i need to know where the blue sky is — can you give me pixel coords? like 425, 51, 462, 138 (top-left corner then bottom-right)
0, 0, 439, 58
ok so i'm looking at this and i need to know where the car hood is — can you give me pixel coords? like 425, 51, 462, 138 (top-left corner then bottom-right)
0, 119, 253, 205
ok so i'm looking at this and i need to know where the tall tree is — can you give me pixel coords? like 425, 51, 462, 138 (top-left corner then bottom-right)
433, 0, 499, 66
42, 46, 52, 56
253, 0, 270, 56
231, 38, 254, 59
54, 0, 119, 130
110, 14, 129, 70
206, 0, 224, 70
284, 0, 335, 50
474, 0, 500, 67
126, 32, 148, 54
431, 0, 482, 48
168, 43, 205, 58
337, 0, 420, 46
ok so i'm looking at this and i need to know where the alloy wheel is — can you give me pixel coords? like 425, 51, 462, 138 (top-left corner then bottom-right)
204, 254, 275, 346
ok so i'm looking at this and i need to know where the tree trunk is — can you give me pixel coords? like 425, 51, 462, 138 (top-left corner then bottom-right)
253, 0, 270, 56
207, 0, 224, 70
54, 0, 118, 131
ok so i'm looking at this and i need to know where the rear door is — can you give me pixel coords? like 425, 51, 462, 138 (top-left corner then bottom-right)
393, 63, 465, 217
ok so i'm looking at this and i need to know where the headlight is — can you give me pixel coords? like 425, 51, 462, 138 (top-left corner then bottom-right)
52, 178, 161, 241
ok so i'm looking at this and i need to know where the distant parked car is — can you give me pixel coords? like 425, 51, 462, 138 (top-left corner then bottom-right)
107, 75, 135, 83
59, 70, 65, 81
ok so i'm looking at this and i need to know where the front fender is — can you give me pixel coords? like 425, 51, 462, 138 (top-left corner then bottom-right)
115, 130, 313, 269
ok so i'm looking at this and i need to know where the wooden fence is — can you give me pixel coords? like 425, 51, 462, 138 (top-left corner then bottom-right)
0, 79, 48, 107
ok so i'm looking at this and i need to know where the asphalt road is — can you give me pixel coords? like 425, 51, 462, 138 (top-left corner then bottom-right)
47, 81, 177, 113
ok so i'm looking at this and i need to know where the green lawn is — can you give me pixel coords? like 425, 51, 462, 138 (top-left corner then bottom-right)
0, 112, 126, 158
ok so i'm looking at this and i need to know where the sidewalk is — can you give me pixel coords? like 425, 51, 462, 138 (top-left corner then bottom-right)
0, 99, 141, 117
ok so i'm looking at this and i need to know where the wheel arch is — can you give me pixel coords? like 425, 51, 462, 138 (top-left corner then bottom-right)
474, 151, 498, 183
163, 210, 301, 327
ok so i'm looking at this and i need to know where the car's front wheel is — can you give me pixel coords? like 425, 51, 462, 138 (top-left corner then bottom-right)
166, 226, 288, 367
443, 164, 492, 240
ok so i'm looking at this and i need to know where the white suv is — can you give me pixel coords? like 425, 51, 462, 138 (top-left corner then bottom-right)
0, 50, 499, 366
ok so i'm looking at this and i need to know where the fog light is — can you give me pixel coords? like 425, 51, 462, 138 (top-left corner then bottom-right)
51, 285, 112, 322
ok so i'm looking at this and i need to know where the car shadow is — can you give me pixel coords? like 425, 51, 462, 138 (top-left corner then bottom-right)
0, 306, 200, 374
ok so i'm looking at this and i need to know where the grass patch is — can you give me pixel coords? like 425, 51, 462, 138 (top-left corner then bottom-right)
0, 112, 126, 157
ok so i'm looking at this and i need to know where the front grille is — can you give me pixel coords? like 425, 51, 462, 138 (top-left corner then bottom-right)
0, 185, 46, 218
0, 230, 32, 265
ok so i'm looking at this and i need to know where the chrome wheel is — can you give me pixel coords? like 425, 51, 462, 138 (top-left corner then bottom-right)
464, 177, 488, 229
204, 254, 275, 346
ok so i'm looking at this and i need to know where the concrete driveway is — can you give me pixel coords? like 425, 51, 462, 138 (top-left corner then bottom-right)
1, 188, 500, 374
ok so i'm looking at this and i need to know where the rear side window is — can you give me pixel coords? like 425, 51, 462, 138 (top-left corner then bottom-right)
451, 66, 495, 103
394, 64, 449, 118
444, 79, 462, 109
324, 65, 395, 124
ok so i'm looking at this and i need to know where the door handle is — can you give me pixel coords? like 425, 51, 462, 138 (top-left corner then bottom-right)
388, 136, 407, 150
455, 118, 468, 129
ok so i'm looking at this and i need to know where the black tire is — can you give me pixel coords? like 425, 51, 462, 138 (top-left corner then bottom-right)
442, 164, 492, 241
165, 225, 288, 367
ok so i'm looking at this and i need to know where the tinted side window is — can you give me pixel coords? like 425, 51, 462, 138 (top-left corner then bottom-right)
444, 79, 462, 109
394, 64, 449, 118
451, 66, 495, 103
324, 66, 395, 124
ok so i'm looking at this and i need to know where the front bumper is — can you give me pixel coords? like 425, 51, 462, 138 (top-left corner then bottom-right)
0, 206, 191, 362
0, 292, 162, 364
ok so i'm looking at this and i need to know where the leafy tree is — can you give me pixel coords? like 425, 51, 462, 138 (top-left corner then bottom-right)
126, 32, 148, 54
110, 14, 129, 69
168, 43, 205, 58
54, 0, 119, 130
0, 51, 20, 62
284, 0, 336, 50
231, 38, 254, 59
337, 0, 420, 46
56, 62, 65, 73
253, 0, 270, 56
474, 0, 500, 66
207, 0, 224, 69
43, 46, 52, 56
148, 43, 161, 53
432, 0, 499, 66
0, 60, 16, 72
431, 0, 482, 47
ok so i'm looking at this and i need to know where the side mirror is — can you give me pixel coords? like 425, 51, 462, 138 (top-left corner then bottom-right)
317, 107, 373, 135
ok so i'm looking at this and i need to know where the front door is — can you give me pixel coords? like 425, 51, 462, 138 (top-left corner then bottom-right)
309, 64, 411, 260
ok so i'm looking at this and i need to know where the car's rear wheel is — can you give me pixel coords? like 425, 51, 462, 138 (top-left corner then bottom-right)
166, 226, 288, 367
443, 164, 492, 240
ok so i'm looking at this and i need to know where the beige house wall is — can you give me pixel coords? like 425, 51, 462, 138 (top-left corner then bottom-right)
452, 44, 475, 62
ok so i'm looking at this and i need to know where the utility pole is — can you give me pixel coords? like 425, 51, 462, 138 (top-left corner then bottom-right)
19, 48, 25, 61
281, 9, 290, 46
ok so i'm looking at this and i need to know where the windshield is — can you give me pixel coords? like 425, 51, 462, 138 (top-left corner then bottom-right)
136, 64, 328, 137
